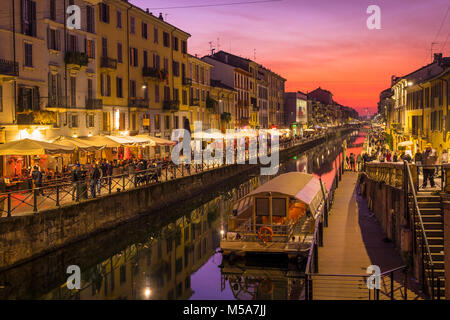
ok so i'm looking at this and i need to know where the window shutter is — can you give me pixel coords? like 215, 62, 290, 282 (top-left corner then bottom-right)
57, 74, 62, 106
48, 72, 51, 105
17, 86, 24, 112
31, 1, 36, 36
47, 27, 51, 49
33, 86, 40, 111
106, 4, 110, 23
56, 30, 61, 51
100, 74, 104, 96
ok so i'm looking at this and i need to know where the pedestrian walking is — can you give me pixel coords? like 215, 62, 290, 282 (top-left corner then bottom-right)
350, 153, 356, 171
71, 165, 81, 200
90, 164, 101, 198
32, 166, 44, 195
422, 143, 437, 188
356, 154, 362, 171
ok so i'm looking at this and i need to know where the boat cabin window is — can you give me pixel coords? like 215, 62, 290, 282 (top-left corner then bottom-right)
255, 198, 270, 216
272, 198, 286, 217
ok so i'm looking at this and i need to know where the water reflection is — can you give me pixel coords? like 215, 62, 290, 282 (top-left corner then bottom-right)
0, 131, 364, 300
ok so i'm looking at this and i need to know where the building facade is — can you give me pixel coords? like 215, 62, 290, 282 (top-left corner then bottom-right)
203, 51, 286, 130
386, 53, 450, 153
284, 91, 308, 131
0, 0, 102, 144
96, 0, 191, 140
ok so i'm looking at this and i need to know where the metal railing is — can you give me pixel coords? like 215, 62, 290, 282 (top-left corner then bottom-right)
0, 134, 328, 218
100, 57, 118, 69
405, 161, 438, 299
85, 98, 103, 110
414, 164, 446, 192
0, 58, 19, 77
304, 266, 409, 300
304, 169, 340, 299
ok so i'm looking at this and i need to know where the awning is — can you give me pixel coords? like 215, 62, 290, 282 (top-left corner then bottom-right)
146, 135, 176, 146
79, 136, 122, 148
106, 135, 136, 145
247, 172, 324, 215
52, 136, 105, 152
0, 138, 75, 155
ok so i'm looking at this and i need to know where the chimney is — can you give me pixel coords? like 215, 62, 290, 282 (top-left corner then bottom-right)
159, 13, 164, 21
434, 53, 443, 64
391, 75, 397, 86
211, 48, 215, 55
146, 8, 149, 13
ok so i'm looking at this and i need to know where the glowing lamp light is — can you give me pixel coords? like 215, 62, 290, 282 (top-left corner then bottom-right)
144, 288, 151, 298
72, 133, 78, 138
18, 128, 44, 141
220, 229, 225, 236
115, 109, 120, 130
88, 133, 93, 137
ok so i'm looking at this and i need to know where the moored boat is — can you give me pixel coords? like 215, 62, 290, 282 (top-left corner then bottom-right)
221, 172, 327, 265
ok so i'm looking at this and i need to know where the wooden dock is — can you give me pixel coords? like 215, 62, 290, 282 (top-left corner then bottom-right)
313, 172, 424, 300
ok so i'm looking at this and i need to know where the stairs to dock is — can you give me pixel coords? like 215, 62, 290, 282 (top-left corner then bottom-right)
411, 192, 445, 299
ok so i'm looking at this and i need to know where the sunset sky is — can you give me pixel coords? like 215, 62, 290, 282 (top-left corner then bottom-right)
131, 0, 450, 115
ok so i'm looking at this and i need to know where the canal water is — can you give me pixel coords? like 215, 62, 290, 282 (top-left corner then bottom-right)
0, 130, 366, 300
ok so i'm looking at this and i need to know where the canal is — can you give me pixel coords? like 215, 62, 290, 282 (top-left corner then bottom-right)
0, 130, 366, 300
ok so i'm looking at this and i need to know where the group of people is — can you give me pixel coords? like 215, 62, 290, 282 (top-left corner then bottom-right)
364, 134, 448, 188
69, 158, 169, 200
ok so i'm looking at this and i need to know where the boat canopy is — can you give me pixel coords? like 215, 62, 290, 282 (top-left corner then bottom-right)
247, 172, 325, 215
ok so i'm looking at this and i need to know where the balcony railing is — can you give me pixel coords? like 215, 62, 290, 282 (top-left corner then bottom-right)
142, 67, 159, 79
190, 99, 200, 106
163, 100, 180, 111
182, 77, 192, 86
86, 98, 103, 110
128, 98, 149, 109
142, 67, 168, 81
100, 57, 117, 69
206, 97, 217, 110
65, 52, 89, 67
0, 59, 19, 77
16, 110, 58, 126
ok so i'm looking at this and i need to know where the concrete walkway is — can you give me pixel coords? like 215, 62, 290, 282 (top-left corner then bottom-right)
313, 172, 424, 300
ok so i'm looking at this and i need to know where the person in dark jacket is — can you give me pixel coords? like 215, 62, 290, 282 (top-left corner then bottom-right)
422, 143, 437, 188
32, 166, 44, 195
90, 164, 101, 198
71, 165, 81, 200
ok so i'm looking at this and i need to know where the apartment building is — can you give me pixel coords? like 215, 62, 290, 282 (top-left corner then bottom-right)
0, 0, 101, 143
96, 0, 190, 140
210, 80, 235, 131
186, 55, 214, 131
391, 53, 450, 153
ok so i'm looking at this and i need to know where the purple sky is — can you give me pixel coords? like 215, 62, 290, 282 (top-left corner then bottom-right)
131, 0, 450, 115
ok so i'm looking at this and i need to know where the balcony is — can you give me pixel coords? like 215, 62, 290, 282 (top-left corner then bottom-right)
142, 67, 168, 81
65, 52, 89, 68
237, 99, 249, 108
86, 98, 103, 110
206, 97, 217, 111
182, 77, 192, 86
47, 96, 68, 109
16, 110, 57, 125
190, 99, 200, 106
100, 57, 117, 70
220, 112, 231, 123
128, 98, 149, 109
0, 59, 19, 78
163, 100, 180, 111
